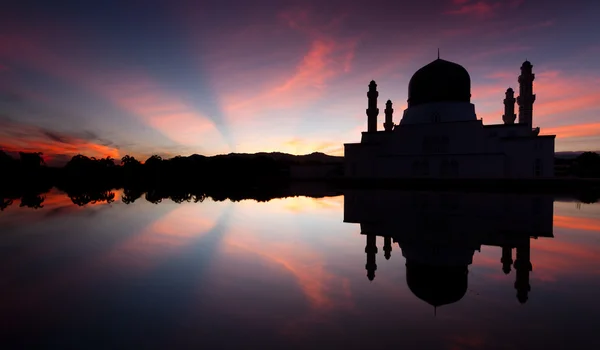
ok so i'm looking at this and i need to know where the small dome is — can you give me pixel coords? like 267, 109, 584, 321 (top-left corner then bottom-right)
408, 59, 471, 107
406, 261, 468, 307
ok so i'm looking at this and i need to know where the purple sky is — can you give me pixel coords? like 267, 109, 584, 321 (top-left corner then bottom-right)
1, 0, 599, 164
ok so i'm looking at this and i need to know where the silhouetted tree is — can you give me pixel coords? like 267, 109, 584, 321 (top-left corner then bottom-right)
19, 152, 45, 169
145, 155, 163, 167
100, 156, 115, 168
121, 155, 141, 167
573, 152, 600, 178
0, 150, 17, 167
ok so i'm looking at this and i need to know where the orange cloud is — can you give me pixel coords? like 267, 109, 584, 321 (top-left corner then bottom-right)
0, 119, 120, 165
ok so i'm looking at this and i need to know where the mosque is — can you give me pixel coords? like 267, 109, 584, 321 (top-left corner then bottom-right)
343, 190, 555, 308
344, 58, 556, 179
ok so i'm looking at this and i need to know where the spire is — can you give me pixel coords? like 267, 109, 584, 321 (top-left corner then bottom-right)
517, 60, 536, 128
383, 100, 394, 132
437, 48, 440, 59
366, 81, 379, 132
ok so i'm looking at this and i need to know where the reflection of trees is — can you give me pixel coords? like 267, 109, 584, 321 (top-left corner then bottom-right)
20, 194, 45, 209
170, 191, 193, 204
145, 190, 163, 204
1, 198, 14, 211
122, 188, 144, 204
69, 191, 115, 206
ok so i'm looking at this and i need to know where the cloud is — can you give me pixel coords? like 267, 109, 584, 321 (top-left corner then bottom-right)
445, 1, 501, 17
541, 123, 600, 139
0, 118, 120, 165
217, 8, 360, 127
554, 215, 600, 232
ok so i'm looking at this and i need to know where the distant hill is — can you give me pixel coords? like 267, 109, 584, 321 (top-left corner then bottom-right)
210, 152, 343, 164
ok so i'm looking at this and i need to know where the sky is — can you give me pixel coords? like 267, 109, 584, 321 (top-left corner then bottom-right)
0, 0, 599, 165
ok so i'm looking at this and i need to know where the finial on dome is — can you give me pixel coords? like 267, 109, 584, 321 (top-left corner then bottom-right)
437, 48, 440, 60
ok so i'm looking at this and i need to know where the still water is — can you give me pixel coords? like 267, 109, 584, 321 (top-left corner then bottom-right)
1, 189, 600, 349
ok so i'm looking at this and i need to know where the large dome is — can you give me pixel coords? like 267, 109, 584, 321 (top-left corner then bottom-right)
408, 58, 471, 107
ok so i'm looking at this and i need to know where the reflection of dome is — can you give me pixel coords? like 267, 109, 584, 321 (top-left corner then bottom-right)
406, 261, 468, 307
408, 59, 471, 107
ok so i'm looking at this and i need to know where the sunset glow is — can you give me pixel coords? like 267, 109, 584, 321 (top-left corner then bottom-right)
1, 1, 599, 162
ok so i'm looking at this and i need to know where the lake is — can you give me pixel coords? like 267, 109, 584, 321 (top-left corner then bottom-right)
2, 189, 600, 349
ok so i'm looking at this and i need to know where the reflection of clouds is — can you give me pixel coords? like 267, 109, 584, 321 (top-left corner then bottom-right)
276, 196, 344, 214
554, 215, 600, 232
103, 203, 221, 270
224, 232, 352, 310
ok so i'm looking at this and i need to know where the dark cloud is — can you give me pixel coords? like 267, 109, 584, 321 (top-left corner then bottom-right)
42, 130, 70, 144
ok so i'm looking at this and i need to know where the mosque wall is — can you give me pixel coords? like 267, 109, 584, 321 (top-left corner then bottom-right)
399, 102, 477, 125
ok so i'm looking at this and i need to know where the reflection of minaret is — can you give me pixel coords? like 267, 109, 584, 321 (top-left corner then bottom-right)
383, 236, 392, 260
517, 61, 536, 128
366, 81, 379, 133
501, 246, 513, 275
365, 234, 378, 281
514, 239, 532, 304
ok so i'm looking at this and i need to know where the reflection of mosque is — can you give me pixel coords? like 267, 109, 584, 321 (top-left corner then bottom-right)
344, 190, 554, 308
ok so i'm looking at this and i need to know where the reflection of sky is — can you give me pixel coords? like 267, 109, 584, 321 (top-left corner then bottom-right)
1, 193, 600, 348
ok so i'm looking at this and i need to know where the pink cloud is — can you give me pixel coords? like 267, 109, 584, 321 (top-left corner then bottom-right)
446, 1, 501, 17
217, 9, 360, 127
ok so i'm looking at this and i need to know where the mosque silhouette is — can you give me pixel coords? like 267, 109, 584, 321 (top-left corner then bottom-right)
344, 190, 554, 309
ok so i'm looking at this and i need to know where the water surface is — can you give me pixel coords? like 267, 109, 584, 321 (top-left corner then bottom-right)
1, 189, 600, 349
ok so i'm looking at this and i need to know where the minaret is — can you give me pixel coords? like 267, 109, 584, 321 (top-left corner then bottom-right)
383, 100, 394, 132
513, 239, 532, 304
365, 234, 378, 281
367, 80, 379, 132
517, 61, 536, 128
502, 88, 516, 125
383, 236, 392, 260
501, 246, 513, 274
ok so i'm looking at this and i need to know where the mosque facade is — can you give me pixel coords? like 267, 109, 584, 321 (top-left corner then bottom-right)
344, 59, 555, 179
